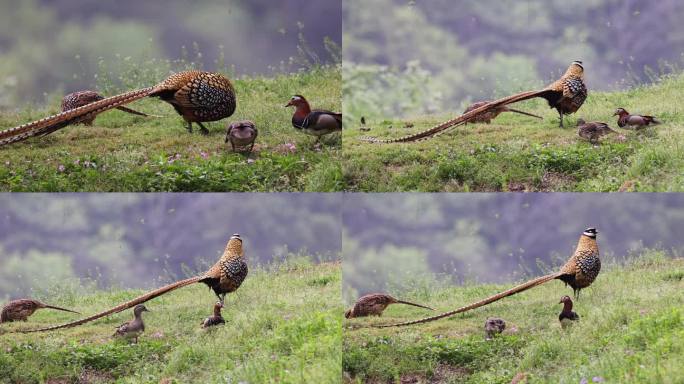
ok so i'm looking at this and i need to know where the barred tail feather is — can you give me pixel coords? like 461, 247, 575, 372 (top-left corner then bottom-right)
506, 108, 544, 120
43, 305, 80, 315
361, 90, 546, 144
396, 300, 435, 311
0, 87, 154, 147
377, 272, 562, 328
19, 276, 201, 333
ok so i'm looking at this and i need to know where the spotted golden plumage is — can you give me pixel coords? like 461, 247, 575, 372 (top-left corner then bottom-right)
362, 61, 587, 143
1, 299, 79, 322
19, 234, 247, 333
0, 71, 236, 146
378, 228, 600, 328
344, 293, 434, 318
61, 90, 155, 125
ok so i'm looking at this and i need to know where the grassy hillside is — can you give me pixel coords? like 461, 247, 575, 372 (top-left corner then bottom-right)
0, 260, 341, 384
343, 73, 684, 192
343, 250, 684, 383
0, 66, 341, 192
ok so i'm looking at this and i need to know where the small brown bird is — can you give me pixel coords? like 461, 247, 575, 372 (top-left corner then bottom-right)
1, 299, 79, 322
61, 90, 156, 125
113, 304, 149, 343
464, 101, 543, 124
344, 293, 434, 318
484, 317, 506, 340
614, 108, 660, 130
577, 119, 616, 144
285, 95, 342, 142
558, 295, 580, 328
201, 301, 226, 328
1, 70, 236, 145
379, 227, 601, 327
225, 120, 258, 153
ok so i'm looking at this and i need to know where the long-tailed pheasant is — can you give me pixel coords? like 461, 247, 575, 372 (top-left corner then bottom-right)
344, 293, 434, 318
463, 101, 542, 124
378, 227, 600, 327
362, 61, 587, 143
19, 233, 247, 333
1, 299, 79, 322
61, 90, 157, 125
0, 71, 236, 146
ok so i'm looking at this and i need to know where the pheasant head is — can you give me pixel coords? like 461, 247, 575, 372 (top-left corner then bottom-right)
565, 61, 585, 78
223, 233, 244, 259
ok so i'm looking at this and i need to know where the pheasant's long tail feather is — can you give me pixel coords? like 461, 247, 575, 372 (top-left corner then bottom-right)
377, 272, 562, 327
43, 305, 80, 315
115, 105, 162, 118
0, 87, 154, 146
396, 300, 435, 311
360, 90, 546, 143
19, 276, 201, 333
506, 108, 544, 120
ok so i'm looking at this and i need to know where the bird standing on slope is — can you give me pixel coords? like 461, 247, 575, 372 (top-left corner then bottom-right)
344, 293, 435, 318
362, 61, 587, 143
0, 70, 236, 146
113, 304, 149, 343
1, 299, 79, 322
285, 95, 342, 144
378, 227, 601, 327
21, 233, 247, 333
558, 295, 580, 328
201, 301, 226, 328
61, 90, 158, 125
613, 108, 660, 130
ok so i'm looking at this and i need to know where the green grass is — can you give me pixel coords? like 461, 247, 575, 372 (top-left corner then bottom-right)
343, 73, 684, 191
0, 66, 341, 192
343, 250, 684, 383
0, 261, 341, 384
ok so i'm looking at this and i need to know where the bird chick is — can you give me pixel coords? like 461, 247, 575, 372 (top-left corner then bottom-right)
484, 317, 506, 340
577, 118, 616, 144
1, 299, 79, 323
614, 108, 660, 130
558, 295, 580, 328
225, 120, 258, 153
202, 301, 226, 328
114, 304, 149, 343
345, 293, 434, 318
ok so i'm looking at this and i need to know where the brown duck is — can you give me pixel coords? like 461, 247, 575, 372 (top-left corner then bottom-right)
201, 301, 226, 328
225, 120, 258, 153
1, 299, 79, 322
484, 317, 506, 340
345, 293, 435, 318
113, 304, 149, 343
614, 108, 660, 130
558, 295, 580, 328
577, 119, 616, 144
285, 95, 342, 142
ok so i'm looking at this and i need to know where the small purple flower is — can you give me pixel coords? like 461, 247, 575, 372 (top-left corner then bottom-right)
200, 151, 209, 159
4, 161, 9, 166
57, 164, 65, 172
593, 377, 605, 383
74, 159, 80, 166
580, 379, 588, 384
